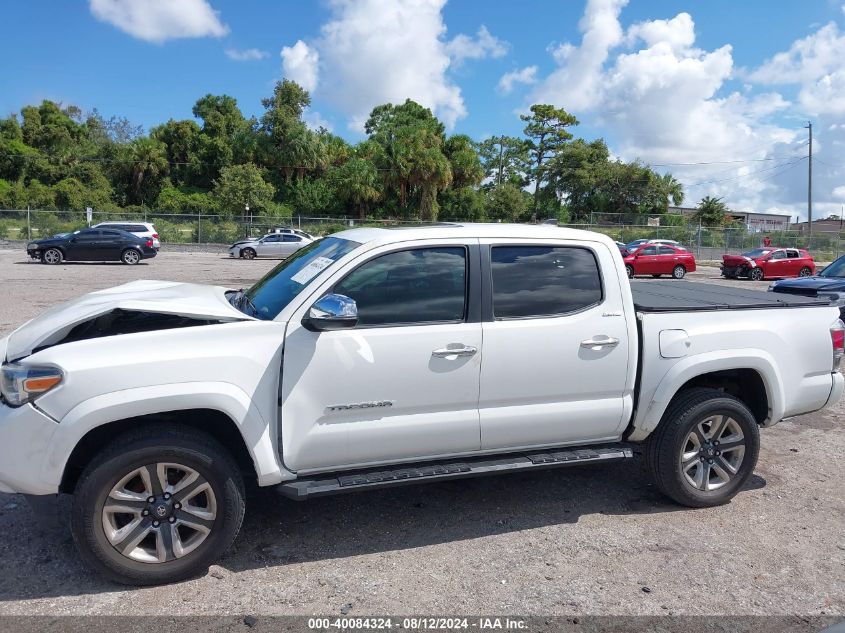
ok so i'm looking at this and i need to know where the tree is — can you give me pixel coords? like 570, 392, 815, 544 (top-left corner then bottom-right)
521, 104, 579, 216
693, 195, 730, 227
484, 183, 532, 222
657, 173, 684, 208
545, 138, 610, 221
331, 154, 382, 219
128, 137, 168, 205
260, 80, 319, 183
477, 135, 530, 188
211, 163, 275, 219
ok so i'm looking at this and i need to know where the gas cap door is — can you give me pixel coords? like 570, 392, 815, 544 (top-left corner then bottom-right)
659, 329, 690, 358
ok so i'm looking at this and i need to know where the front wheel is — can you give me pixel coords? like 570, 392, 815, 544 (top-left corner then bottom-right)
749, 268, 764, 281
121, 249, 141, 265
799, 266, 812, 277
625, 264, 634, 279
672, 264, 686, 279
645, 387, 759, 507
241, 248, 256, 260
41, 248, 63, 265
71, 425, 245, 585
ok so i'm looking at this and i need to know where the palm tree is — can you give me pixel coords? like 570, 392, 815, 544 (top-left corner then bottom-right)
659, 173, 684, 208
130, 138, 168, 205
332, 148, 382, 219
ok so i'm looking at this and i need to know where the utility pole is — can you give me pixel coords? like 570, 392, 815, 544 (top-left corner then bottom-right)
806, 121, 813, 239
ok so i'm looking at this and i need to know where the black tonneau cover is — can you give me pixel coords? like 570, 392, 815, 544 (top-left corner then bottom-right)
632, 280, 830, 312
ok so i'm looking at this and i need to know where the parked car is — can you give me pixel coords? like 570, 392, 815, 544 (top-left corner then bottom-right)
2, 224, 842, 585
228, 233, 314, 259
722, 247, 814, 281
26, 228, 157, 265
770, 253, 845, 319
625, 238, 682, 251
624, 243, 696, 279
93, 221, 160, 249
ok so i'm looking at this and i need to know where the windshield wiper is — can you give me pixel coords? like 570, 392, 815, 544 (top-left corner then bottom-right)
230, 288, 262, 319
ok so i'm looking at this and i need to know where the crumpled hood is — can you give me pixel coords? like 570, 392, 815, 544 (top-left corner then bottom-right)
723, 254, 755, 266
5, 280, 251, 361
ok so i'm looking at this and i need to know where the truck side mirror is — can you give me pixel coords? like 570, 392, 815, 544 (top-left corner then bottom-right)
302, 294, 358, 332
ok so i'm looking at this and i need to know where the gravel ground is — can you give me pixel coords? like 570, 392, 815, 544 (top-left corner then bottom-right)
0, 248, 843, 619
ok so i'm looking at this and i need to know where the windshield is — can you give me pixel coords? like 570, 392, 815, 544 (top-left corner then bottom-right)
242, 236, 361, 320
820, 256, 845, 278
741, 249, 772, 258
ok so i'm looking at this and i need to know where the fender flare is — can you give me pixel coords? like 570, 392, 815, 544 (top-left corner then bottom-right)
627, 350, 785, 442
44, 381, 294, 489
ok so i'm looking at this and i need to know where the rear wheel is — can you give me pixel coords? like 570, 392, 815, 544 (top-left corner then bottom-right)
121, 249, 141, 265
749, 268, 764, 281
672, 264, 686, 279
71, 425, 245, 585
241, 248, 256, 260
799, 266, 812, 277
41, 248, 62, 265
625, 264, 634, 279
645, 387, 759, 507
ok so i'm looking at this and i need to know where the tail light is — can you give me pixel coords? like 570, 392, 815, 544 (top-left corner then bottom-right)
152, 233, 159, 239
831, 319, 845, 371
145, 239, 153, 247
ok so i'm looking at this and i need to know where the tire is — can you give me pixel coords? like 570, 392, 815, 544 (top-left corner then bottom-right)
799, 266, 812, 277
625, 264, 634, 279
644, 387, 760, 508
71, 425, 245, 586
651, 274, 662, 278
749, 268, 764, 281
242, 248, 256, 260
121, 249, 141, 265
41, 248, 63, 265
672, 265, 686, 279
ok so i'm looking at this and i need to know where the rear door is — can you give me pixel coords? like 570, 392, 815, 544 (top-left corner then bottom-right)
656, 245, 679, 274
98, 229, 126, 260
478, 239, 631, 449
279, 234, 304, 257
280, 239, 483, 472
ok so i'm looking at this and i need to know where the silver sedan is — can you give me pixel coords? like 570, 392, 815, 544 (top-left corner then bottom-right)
229, 233, 314, 259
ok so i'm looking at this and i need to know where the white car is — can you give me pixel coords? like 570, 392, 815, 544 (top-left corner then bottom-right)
93, 222, 160, 249
229, 233, 313, 259
1, 224, 842, 585
267, 226, 317, 240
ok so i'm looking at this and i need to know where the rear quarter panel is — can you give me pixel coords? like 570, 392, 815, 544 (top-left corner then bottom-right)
629, 305, 839, 440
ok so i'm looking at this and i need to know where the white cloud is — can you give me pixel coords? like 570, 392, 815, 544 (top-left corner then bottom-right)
749, 22, 845, 116
309, 0, 471, 130
303, 111, 333, 132
281, 40, 320, 93
446, 25, 508, 66
89, 0, 228, 43
225, 48, 268, 61
524, 0, 830, 218
497, 66, 538, 94
833, 185, 845, 200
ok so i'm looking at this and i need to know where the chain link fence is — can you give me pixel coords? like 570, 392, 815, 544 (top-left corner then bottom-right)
1, 208, 843, 262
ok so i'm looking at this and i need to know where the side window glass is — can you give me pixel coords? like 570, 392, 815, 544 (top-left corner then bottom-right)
333, 247, 467, 326
491, 246, 603, 319
640, 246, 658, 255
772, 250, 786, 259
658, 246, 675, 255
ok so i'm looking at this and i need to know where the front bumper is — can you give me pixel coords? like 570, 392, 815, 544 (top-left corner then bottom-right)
0, 402, 60, 495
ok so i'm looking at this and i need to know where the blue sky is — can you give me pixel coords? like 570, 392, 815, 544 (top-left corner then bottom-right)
1, 0, 844, 219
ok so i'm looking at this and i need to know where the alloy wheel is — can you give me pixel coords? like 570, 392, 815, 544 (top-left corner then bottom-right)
101, 463, 217, 563
679, 415, 746, 492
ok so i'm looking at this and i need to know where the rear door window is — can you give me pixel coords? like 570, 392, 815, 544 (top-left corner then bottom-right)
490, 245, 603, 319
657, 246, 676, 255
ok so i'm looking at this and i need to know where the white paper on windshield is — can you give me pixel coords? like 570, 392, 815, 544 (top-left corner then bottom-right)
290, 256, 335, 285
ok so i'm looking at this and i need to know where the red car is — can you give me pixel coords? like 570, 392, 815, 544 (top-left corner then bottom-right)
623, 244, 696, 279
721, 247, 815, 281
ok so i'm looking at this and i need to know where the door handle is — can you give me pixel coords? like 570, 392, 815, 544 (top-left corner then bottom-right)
580, 337, 620, 349
432, 345, 478, 358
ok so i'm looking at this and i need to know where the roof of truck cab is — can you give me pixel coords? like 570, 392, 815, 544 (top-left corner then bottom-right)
332, 223, 615, 246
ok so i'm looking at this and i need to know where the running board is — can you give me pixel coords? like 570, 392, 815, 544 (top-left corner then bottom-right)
276, 446, 633, 500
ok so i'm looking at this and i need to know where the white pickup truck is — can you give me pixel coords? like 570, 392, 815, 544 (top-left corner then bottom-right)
1, 224, 842, 585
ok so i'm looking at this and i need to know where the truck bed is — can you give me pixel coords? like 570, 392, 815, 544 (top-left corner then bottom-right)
631, 280, 830, 312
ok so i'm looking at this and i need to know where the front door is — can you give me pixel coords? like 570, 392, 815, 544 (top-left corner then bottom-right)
280, 240, 482, 472
65, 230, 101, 260
634, 244, 659, 274
478, 240, 631, 450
